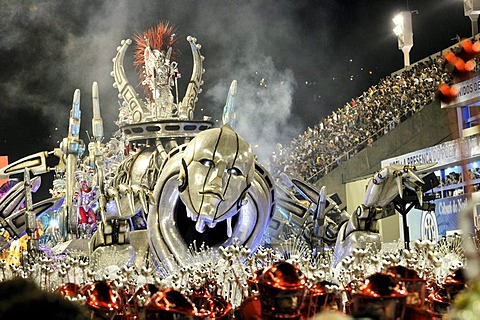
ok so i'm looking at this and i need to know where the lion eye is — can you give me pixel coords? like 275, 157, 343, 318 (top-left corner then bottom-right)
227, 167, 242, 176
200, 159, 214, 168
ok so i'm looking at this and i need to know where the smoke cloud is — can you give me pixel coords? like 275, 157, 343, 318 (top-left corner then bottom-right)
0, 0, 471, 167
0, 0, 320, 167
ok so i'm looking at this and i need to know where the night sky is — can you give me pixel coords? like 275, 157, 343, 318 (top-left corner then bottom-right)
0, 0, 473, 165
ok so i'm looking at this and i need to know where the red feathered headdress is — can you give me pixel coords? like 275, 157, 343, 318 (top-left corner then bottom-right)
134, 22, 177, 67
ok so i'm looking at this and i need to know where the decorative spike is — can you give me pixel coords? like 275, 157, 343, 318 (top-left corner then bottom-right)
127, 192, 135, 214
107, 187, 122, 217
313, 186, 327, 254
226, 217, 232, 238
139, 192, 148, 212
118, 184, 135, 214
222, 80, 237, 127
132, 185, 149, 213
195, 218, 206, 233
396, 175, 403, 198
413, 163, 436, 171
178, 35, 203, 120
416, 188, 423, 207
166, 47, 172, 62
112, 37, 147, 117
405, 169, 424, 184
91, 82, 104, 142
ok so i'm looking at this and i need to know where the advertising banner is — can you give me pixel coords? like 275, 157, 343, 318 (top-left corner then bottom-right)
381, 136, 480, 170
404, 194, 471, 243
432, 194, 468, 237
441, 74, 480, 108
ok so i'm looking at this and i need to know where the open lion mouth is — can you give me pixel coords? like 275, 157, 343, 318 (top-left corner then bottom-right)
175, 200, 239, 247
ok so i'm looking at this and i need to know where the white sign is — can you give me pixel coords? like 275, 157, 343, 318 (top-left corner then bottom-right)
381, 136, 480, 169
441, 75, 480, 108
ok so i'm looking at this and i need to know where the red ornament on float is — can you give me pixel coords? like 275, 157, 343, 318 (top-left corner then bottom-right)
54, 282, 81, 298
351, 273, 407, 320
256, 261, 308, 319
145, 288, 198, 319
80, 281, 123, 318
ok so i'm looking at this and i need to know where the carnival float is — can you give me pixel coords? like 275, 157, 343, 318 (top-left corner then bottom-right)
0, 22, 478, 319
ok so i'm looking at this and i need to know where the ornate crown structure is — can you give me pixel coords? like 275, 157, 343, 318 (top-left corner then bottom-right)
112, 22, 211, 147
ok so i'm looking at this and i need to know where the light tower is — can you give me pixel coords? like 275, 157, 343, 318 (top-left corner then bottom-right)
464, 0, 480, 37
393, 11, 413, 67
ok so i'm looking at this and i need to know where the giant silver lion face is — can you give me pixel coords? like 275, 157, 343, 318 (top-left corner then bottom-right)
179, 124, 255, 234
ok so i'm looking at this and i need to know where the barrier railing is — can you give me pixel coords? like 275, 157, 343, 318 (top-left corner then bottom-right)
293, 35, 480, 184
304, 107, 419, 183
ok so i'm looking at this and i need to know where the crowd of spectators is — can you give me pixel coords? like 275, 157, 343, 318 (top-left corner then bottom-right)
270, 53, 455, 182
438, 168, 480, 195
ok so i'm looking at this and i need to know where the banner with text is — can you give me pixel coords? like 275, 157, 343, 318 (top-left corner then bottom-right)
441, 74, 480, 108
381, 136, 480, 169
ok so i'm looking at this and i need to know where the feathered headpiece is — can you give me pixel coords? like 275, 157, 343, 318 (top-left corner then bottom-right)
134, 21, 178, 74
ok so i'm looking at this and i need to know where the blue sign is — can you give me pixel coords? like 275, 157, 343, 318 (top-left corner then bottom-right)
433, 194, 469, 236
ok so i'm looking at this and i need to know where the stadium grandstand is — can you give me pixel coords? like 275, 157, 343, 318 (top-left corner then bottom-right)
269, 35, 480, 203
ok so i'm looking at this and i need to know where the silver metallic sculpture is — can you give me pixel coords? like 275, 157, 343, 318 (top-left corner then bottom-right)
0, 21, 470, 319
0, 22, 439, 272
332, 163, 435, 266
93, 23, 274, 274
0, 23, 275, 277
269, 164, 436, 266
147, 124, 274, 274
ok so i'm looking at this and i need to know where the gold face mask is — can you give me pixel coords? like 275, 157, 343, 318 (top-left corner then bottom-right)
179, 124, 255, 234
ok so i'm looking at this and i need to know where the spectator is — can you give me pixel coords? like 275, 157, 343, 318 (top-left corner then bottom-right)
270, 50, 459, 183
0, 278, 87, 320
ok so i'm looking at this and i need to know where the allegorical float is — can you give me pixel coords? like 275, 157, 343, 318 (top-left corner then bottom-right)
0, 22, 479, 319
